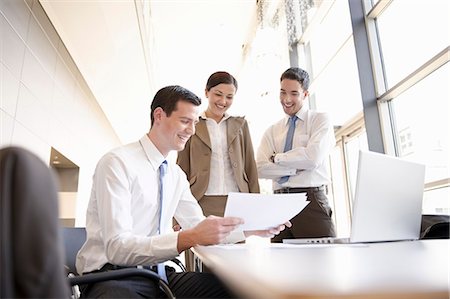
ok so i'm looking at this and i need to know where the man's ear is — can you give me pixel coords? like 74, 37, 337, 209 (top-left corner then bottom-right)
304, 90, 309, 98
153, 107, 165, 123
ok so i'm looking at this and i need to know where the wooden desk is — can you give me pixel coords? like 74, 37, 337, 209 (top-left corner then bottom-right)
192, 240, 449, 299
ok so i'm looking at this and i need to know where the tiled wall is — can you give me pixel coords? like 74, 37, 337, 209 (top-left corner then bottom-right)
0, 0, 121, 225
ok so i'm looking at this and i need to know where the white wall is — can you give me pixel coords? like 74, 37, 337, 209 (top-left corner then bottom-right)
0, 0, 121, 225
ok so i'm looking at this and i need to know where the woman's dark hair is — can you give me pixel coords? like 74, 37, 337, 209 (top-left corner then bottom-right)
280, 67, 310, 91
150, 85, 201, 125
205, 71, 238, 91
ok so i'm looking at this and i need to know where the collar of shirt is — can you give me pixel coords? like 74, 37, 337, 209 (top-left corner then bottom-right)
139, 135, 166, 170
200, 111, 231, 123
284, 107, 308, 126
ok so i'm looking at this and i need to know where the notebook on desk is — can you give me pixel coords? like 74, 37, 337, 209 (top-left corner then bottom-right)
283, 150, 426, 244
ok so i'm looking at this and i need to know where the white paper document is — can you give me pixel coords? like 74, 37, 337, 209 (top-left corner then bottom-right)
224, 192, 309, 230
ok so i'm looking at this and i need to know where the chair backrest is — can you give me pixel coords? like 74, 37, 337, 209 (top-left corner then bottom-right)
421, 222, 450, 239
62, 227, 87, 275
0, 146, 70, 298
420, 214, 450, 239
61, 226, 187, 274
62, 226, 177, 299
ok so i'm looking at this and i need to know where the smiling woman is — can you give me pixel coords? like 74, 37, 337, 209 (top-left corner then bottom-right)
175, 71, 261, 273
177, 71, 260, 218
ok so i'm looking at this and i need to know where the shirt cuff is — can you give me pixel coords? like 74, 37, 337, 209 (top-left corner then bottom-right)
274, 153, 281, 163
150, 231, 180, 263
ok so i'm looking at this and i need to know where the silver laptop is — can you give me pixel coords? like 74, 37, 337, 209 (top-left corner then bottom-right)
284, 150, 425, 244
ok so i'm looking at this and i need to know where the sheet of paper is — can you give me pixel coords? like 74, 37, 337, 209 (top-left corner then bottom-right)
224, 192, 309, 230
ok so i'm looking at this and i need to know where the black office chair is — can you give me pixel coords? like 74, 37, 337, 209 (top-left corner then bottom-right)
62, 226, 184, 298
62, 227, 86, 276
0, 146, 174, 298
420, 214, 450, 239
1, 146, 70, 298
421, 222, 449, 239
62, 227, 186, 298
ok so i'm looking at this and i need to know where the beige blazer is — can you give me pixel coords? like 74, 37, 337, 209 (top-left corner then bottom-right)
177, 116, 260, 200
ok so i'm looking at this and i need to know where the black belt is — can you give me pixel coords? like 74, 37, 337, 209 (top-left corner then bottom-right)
99, 263, 157, 272
274, 185, 325, 194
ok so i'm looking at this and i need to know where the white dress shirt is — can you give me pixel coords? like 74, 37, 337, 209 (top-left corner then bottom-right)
256, 107, 335, 190
76, 135, 244, 274
202, 112, 239, 195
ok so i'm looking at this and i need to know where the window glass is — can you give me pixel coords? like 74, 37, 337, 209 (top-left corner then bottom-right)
344, 132, 369, 207
329, 131, 368, 237
329, 145, 351, 237
392, 63, 449, 182
423, 187, 449, 215
309, 0, 352, 75
312, 38, 363, 125
306, 0, 361, 126
390, 63, 449, 214
376, 0, 450, 88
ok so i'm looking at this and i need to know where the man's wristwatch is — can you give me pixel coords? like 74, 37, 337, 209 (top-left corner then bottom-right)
269, 153, 276, 163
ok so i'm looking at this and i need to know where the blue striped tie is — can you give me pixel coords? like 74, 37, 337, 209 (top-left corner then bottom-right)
157, 160, 168, 282
278, 116, 298, 184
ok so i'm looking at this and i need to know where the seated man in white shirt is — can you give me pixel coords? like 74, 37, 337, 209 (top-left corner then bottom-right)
76, 85, 289, 298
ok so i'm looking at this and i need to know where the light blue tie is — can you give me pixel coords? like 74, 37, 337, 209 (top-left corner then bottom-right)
157, 160, 168, 282
278, 116, 298, 184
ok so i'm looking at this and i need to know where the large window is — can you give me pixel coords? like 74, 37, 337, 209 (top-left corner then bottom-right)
301, 0, 363, 125
375, 0, 450, 88
292, 0, 449, 234
367, 0, 450, 214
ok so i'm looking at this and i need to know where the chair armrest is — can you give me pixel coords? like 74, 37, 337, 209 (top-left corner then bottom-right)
170, 258, 187, 272
68, 268, 174, 299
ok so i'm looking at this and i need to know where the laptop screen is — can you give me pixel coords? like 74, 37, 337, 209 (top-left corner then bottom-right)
350, 151, 425, 243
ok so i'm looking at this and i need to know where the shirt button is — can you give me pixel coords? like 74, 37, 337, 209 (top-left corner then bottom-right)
229, 149, 233, 153
232, 162, 237, 168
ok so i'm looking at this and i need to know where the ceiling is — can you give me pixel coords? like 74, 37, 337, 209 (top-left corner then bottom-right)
40, 0, 257, 144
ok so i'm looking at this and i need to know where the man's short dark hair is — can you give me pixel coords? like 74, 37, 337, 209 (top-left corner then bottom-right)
280, 67, 310, 91
151, 85, 201, 125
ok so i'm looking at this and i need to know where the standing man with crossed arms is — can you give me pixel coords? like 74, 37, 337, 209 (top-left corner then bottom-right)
256, 67, 336, 242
